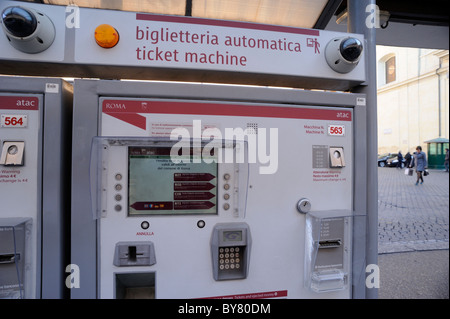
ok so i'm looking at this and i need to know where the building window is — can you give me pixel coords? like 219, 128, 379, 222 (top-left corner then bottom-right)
385, 56, 396, 84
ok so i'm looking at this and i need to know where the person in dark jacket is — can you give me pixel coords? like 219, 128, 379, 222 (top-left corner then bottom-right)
410, 146, 427, 185
397, 151, 403, 169
404, 151, 412, 168
444, 148, 449, 172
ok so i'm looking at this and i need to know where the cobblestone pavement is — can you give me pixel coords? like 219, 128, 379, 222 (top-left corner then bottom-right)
377, 167, 449, 254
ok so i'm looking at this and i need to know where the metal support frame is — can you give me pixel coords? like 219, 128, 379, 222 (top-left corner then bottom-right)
0, 76, 73, 298
348, 0, 379, 299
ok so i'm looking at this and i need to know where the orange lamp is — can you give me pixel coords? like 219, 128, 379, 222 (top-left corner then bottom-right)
94, 24, 119, 48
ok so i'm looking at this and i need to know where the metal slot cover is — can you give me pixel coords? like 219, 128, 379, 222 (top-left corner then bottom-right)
0, 253, 20, 264
329, 147, 345, 168
0, 141, 25, 166
113, 241, 156, 267
318, 239, 342, 249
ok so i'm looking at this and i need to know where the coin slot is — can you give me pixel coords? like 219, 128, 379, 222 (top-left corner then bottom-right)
0, 141, 25, 166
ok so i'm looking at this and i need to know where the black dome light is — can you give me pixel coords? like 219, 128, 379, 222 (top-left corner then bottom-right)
2, 6, 37, 38
340, 38, 363, 62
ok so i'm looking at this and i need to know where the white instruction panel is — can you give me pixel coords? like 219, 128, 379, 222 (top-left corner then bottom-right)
0, 94, 42, 298
96, 97, 353, 299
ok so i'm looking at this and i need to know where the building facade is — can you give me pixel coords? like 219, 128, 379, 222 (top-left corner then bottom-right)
376, 46, 449, 158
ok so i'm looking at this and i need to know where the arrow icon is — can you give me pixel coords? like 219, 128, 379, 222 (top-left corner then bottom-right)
174, 201, 216, 210
174, 192, 216, 200
174, 173, 216, 181
174, 182, 216, 191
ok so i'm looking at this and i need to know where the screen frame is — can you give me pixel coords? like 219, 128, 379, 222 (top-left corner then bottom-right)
127, 145, 219, 216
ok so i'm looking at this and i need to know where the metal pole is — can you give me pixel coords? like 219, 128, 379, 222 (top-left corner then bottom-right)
347, 0, 379, 299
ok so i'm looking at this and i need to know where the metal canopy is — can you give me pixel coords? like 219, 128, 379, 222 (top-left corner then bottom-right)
12, 0, 449, 49
15, 0, 450, 26
16, 0, 331, 28
336, 0, 449, 26
328, 0, 449, 49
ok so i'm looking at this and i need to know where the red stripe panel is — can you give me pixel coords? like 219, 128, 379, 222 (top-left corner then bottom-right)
103, 100, 352, 121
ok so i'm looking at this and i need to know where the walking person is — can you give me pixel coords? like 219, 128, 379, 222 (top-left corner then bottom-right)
397, 150, 403, 169
444, 148, 449, 172
404, 151, 412, 168
410, 146, 427, 185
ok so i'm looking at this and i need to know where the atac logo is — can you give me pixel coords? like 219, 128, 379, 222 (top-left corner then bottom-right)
16, 99, 36, 108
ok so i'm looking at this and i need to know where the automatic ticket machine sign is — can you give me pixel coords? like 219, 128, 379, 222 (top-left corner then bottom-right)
1, 1, 364, 91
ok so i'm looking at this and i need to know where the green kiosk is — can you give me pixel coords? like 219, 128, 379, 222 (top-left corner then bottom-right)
424, 138, 449, 169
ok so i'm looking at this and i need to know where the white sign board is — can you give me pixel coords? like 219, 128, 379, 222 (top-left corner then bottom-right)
75, 9, 365, 82
0, 1, 365, 88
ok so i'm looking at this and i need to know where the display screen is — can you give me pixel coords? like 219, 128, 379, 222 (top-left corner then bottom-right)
128, 146, 218, 216
223, 231, 243, 242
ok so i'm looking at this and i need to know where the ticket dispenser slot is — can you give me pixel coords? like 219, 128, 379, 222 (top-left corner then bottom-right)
211, 223, 251, 281
0, 141, 25, 166
115, 273, 155, 299
304, 211, 351, 293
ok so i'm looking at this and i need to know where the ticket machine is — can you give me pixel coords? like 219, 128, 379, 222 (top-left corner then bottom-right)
0, 0, 371, 299
0, 76, 72, 298
71, 80, 367, 299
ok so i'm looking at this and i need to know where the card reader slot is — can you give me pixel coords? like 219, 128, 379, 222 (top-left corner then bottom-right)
318, 239, 342, 249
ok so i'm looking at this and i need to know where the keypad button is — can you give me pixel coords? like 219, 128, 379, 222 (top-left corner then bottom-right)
218, 246, 243, 272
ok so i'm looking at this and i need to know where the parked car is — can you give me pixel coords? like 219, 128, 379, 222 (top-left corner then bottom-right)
378, 153, 406, 168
